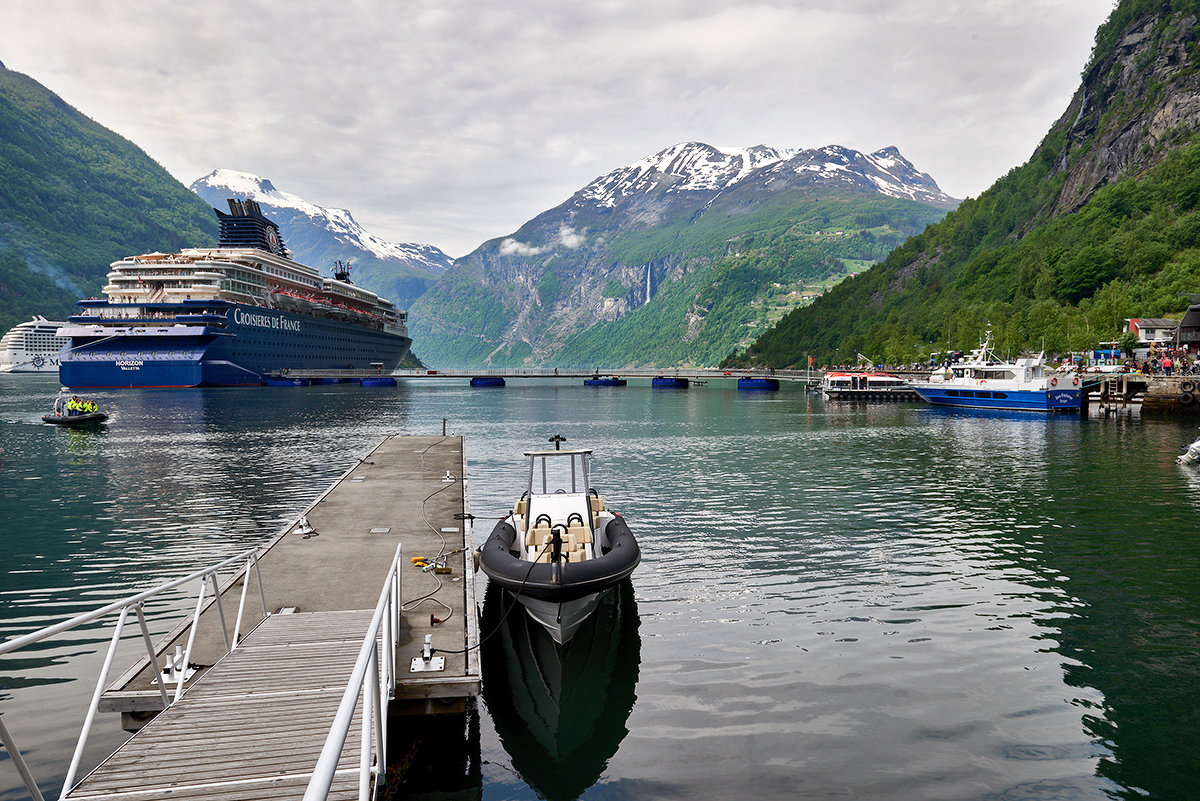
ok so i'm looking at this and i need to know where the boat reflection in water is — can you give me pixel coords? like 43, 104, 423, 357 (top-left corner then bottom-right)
481, 578, 641, 801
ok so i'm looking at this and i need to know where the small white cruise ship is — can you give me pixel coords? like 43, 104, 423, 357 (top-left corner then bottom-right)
0, 316, 69, 373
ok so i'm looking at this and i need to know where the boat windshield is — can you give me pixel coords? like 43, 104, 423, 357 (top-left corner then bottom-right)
525, 449, 591, 496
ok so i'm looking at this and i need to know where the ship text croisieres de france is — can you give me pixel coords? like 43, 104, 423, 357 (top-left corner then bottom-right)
59, 199, 412, 388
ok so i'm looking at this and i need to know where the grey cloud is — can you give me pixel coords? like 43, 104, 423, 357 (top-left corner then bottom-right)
0, 0, 1113, 256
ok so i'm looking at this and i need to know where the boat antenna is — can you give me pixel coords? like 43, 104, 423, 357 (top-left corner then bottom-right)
548, 434, 567, 451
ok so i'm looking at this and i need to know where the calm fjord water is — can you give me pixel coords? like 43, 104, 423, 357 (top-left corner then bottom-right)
2, 374, 1200, 800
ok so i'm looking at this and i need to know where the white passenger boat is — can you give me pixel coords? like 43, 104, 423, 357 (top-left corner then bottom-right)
911, 333, 1082, 412
0, 316, 69, 373
479, 448, 640, 644
821, 370, 915, 400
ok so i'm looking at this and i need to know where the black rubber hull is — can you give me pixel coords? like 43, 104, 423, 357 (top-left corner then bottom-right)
480, 516, 640, 603
42, 413, 107, 426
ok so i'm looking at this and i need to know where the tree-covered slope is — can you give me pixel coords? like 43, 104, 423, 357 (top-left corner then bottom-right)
731, 1, 1200, 367
551, 195, 944, 367
0, 64, 217, 332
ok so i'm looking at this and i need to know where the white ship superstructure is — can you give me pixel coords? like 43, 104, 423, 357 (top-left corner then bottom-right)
98, 247, 405, 336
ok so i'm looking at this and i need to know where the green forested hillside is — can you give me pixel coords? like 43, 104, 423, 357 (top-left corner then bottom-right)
411, 191, 948, 368
730, 1, 1200, 367
737, 136, 1200, 365
551, 195, 945, 367
0, 65, 217, 331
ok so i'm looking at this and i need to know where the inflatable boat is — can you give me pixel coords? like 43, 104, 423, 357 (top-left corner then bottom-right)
480, 447, 640, 643
42, 412, 108, 427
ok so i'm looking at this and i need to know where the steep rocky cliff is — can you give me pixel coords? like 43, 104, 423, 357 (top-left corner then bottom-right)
1049, 7, 1200, 216
732, 0, 1200, 368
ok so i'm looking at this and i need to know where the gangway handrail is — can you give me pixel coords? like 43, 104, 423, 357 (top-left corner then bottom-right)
0, 546, 268, 800
303, 543, 402, 801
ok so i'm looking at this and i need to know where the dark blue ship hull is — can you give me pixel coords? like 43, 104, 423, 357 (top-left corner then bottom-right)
912, 385, 1081, 412
60, 301, 411, 388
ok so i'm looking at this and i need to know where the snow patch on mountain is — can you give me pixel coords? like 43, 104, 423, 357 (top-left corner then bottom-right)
575, 142, 956, 210
578, 142, 796, 207
190, 169, 451, 273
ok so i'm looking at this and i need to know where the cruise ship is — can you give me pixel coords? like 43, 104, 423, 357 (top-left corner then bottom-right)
59, 200, 412, 388
0, 316, 69, 373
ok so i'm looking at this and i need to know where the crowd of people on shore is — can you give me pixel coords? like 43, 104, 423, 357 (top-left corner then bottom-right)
1114, 351, 1200, 375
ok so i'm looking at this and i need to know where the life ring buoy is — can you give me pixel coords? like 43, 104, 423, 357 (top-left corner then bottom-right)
1050, 377, 1058, 386
1182, 392, 1195, 406
1183, 380, 1196, 392
1072, 376, 1079, 386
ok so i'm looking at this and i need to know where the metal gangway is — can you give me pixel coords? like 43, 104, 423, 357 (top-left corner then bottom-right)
0, 545, 403, 801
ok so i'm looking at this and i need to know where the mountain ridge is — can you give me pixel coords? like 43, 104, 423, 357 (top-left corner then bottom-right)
409, 140, 956, 367
0, 62, 218, 332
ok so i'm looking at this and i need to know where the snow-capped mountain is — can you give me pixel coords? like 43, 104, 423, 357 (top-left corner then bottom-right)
755, 145, 956, 206
575, 142, 956, 210
579, 143, 797, 206
189, 169, 452, 309
409, 140, 957, 368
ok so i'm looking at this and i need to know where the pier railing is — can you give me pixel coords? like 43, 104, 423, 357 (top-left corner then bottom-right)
302, 543, 403, 801
0, 547, 267, 801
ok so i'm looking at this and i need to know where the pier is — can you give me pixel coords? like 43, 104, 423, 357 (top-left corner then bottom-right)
271, 366, 831, 386
0, 435, 480, 800
1080, 373, 1200, 415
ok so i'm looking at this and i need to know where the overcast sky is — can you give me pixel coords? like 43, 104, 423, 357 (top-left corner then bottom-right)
0, 1, 1114, 257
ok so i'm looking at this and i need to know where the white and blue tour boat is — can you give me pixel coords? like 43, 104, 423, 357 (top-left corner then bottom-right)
911, 334, 1082, 412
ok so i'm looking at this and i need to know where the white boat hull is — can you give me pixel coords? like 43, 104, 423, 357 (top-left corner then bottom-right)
514, 592, 606, 645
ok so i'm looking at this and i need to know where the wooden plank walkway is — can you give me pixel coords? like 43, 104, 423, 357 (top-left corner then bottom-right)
102, 434, 479, 720
69, 611, 375, 800
78, 434, 480, 798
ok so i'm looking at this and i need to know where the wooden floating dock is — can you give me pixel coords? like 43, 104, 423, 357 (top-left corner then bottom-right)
78, 435, 479, 798
74, 612, 378, 800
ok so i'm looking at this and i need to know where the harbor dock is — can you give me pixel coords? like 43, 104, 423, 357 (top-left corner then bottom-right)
103, 434, 479, 722
0, 435, 481, 800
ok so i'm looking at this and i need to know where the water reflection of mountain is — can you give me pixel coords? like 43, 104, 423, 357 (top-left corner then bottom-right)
481, 579, 640, 801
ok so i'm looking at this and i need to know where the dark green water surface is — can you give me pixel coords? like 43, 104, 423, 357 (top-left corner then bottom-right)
2, 373, 1199, 800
